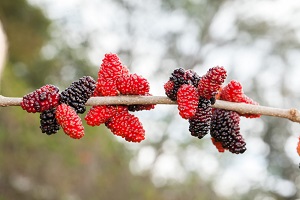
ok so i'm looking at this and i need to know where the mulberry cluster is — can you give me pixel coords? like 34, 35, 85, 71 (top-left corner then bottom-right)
21, 76, 96, 138
85, 53, 154, 142
60, 76, 96, 114
164, 68, 201, 120
164, 67, 228, 140
163, 66, 263, 155
19, 53, 264, 154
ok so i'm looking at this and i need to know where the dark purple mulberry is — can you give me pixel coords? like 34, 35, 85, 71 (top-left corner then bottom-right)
128, 104, 155, 112
60, 76, 96, 114
40, 108, 60, 135
184, 69, 201, 88
188, 97, 212, 138
210, 109, 246, 154
165, 68, 201, 101
164, 68, 189, 101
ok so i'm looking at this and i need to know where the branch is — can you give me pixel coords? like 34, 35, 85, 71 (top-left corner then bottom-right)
1, 95, 300, 123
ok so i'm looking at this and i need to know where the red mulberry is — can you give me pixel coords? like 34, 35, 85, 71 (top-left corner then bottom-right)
21, 84, 60, 113
60, 76, 96, 114
210, 109, 246, 154
198, 66, 227, 100
40, 108, 60, 135
220, 80, 260, 118
189, 97, 212, 138
117, 73, 150, 95
55, 104, 84, 139
85, 105, 117, 126
96, 53, 129, 96
105, 110, 145, 143
211, 137, 226, 153
220, 80, 244, 102
177, 84, 199, 119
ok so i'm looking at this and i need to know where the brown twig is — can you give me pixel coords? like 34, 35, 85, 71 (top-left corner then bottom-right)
1, 95, 300, 123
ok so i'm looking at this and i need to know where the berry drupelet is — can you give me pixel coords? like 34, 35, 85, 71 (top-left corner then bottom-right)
60, 76, 96, 114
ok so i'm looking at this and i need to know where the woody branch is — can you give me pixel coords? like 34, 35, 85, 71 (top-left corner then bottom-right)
1, 95, 300, 123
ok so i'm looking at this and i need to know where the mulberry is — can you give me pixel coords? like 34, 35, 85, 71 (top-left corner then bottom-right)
55, 104, 84, 139
177, 84, 199, 119
117, 73, 150, 95
164, 80, 177, 101
21, 84, 60, 113
198, 66, 227, 100
189, 97, 212, 138
105, 110, 145, 143
220, 80, 260, 118
128, 104, 155, 112
40, 108, 60, 135
164, 68, 189, 101
184, 69, 201, 88
85, 105, 117, 126
96, 53, 129, 96
220, 80, 244, 102
211, 137, 226, 153
60, 76, 96, 114
210, 109, 246, 154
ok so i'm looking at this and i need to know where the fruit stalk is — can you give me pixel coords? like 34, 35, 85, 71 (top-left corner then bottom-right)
1, 95, 300, 123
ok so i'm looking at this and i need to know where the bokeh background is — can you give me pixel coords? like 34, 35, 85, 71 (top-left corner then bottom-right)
0, 0, 300, 199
